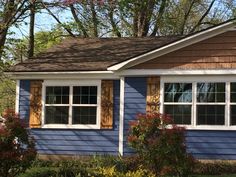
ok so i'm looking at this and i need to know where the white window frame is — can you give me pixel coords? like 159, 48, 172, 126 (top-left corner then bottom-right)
41, 80, 101, 129
160, 76, 236, 130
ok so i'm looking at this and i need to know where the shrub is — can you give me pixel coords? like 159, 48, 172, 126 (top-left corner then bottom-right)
17, 167, 57, 177
0, 109, 36, 177
89, 155, 128, 172
96, 166, 155, 177
127, 113, 195, 176
193, 161, 236, 175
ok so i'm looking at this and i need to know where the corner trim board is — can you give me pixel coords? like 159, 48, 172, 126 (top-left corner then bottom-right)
119, 77, 125, 156
15, 80, 20, 113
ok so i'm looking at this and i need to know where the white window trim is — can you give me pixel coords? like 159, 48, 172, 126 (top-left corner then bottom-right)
41, 80, 101, 129
160, 76, 236, 130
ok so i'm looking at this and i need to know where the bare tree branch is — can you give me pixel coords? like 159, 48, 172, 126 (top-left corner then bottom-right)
41, 1, 75, 37
190, 0, 216, 33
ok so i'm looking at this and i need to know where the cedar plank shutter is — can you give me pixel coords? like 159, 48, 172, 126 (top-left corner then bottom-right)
100, 80, 113, 129
29, 80, 42, 128
146, 76, 160, 113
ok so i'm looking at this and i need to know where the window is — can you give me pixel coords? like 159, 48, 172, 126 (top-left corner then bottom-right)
161, 76, 236, 129
42, 80, 101, 129
164, 83, 192, 124
196, 83, 225, 125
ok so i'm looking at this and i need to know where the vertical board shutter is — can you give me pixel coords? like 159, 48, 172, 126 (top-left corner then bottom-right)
100, 80, 113, 129
146, 76, 160, 113
29, 80, 42, 128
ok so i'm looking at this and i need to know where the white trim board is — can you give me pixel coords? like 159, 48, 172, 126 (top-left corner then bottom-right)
108, 20, 236, 71
8, 72, 119, 80
15, 80, 20, 113
117, 69, 236, 76
119, 77, 125, 156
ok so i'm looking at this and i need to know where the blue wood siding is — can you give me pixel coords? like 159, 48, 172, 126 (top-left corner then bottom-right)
18, 78, 236, 159
29, 80, 120, 155
122, 77, 236, 160
186, 130, 236, 160
123, 77, 147, 155
19, 80, 30, 124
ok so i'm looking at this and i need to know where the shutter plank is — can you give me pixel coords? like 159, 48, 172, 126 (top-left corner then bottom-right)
146, 77, 160, 113
100, 80, 113, 129
30, 80, 42, 128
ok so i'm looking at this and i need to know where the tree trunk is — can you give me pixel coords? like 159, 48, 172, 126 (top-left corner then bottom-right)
0, 0, 16, 60
28, 0, 35, 58
89, 0, 98, 37
0, 29, 8, 60
70, 4, 88, 37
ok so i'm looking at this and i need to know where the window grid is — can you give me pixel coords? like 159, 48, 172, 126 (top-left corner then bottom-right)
162, 80, 236, 128
163, 83, 192, 125
42, 81, 101, 129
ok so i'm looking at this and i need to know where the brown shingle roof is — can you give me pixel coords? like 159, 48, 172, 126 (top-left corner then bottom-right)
8, 36, 181, 72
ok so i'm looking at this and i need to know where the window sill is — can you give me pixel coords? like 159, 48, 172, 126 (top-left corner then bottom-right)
179, 125, 236, 131
41, 124, 100, 129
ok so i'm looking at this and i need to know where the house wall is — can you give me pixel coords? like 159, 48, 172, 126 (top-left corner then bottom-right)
131, 31, 236, 69
18, 75, 236, 159
19, 80, 30, 124
123, 77, 147, 155
18, 80, 120, 155
122, 77, 236, 160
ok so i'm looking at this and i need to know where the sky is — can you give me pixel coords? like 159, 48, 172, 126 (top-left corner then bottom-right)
10, 8, 71, 39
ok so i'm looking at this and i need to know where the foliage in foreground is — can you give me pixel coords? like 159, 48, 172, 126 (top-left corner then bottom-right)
18, 157, 155, 177
16, 156, 236, 177
0, 109, 36, 177
128, 113, 195, 176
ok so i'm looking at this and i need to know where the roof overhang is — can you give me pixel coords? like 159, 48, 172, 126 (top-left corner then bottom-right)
108, 20, 236, 71
6, 71, 119, 80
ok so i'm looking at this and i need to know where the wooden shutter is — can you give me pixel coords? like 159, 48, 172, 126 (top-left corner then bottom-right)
146, 76, 160, 113
100, 80, 113, 129
29, 80, 42, 128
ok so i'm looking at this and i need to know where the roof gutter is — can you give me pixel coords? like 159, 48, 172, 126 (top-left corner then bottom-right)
107, 20, 236, 71
6, 71, 119, 80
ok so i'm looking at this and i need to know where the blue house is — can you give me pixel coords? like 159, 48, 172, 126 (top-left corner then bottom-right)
7, 19, 236, 159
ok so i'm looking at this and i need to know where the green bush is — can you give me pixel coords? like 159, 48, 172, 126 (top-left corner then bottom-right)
17, 167, 57, 177
193, 161, 236, 175
127, 113, 195, 176
89, 155, 128, 172
97, 166, 155, 177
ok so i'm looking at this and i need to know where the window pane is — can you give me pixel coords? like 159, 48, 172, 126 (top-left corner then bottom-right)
46, 86, 69, 104
45, 106, 69, 124
72, 107, 97, 124
197, 105, 225, 125
231, 83, 236, 102
164, 105, 191, 125
164, 83, 192, 102
73, 86, 97, 104
231, 105, 236, 125
197, 83, 225, 102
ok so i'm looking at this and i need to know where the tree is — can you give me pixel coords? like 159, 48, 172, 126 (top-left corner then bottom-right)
12, 26, 65, 61
57, 0, 235, 37
0, 0, 29, 60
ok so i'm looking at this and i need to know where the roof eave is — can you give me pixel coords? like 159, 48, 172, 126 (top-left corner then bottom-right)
108, 20, 236, 71
6, 71, 118, 80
